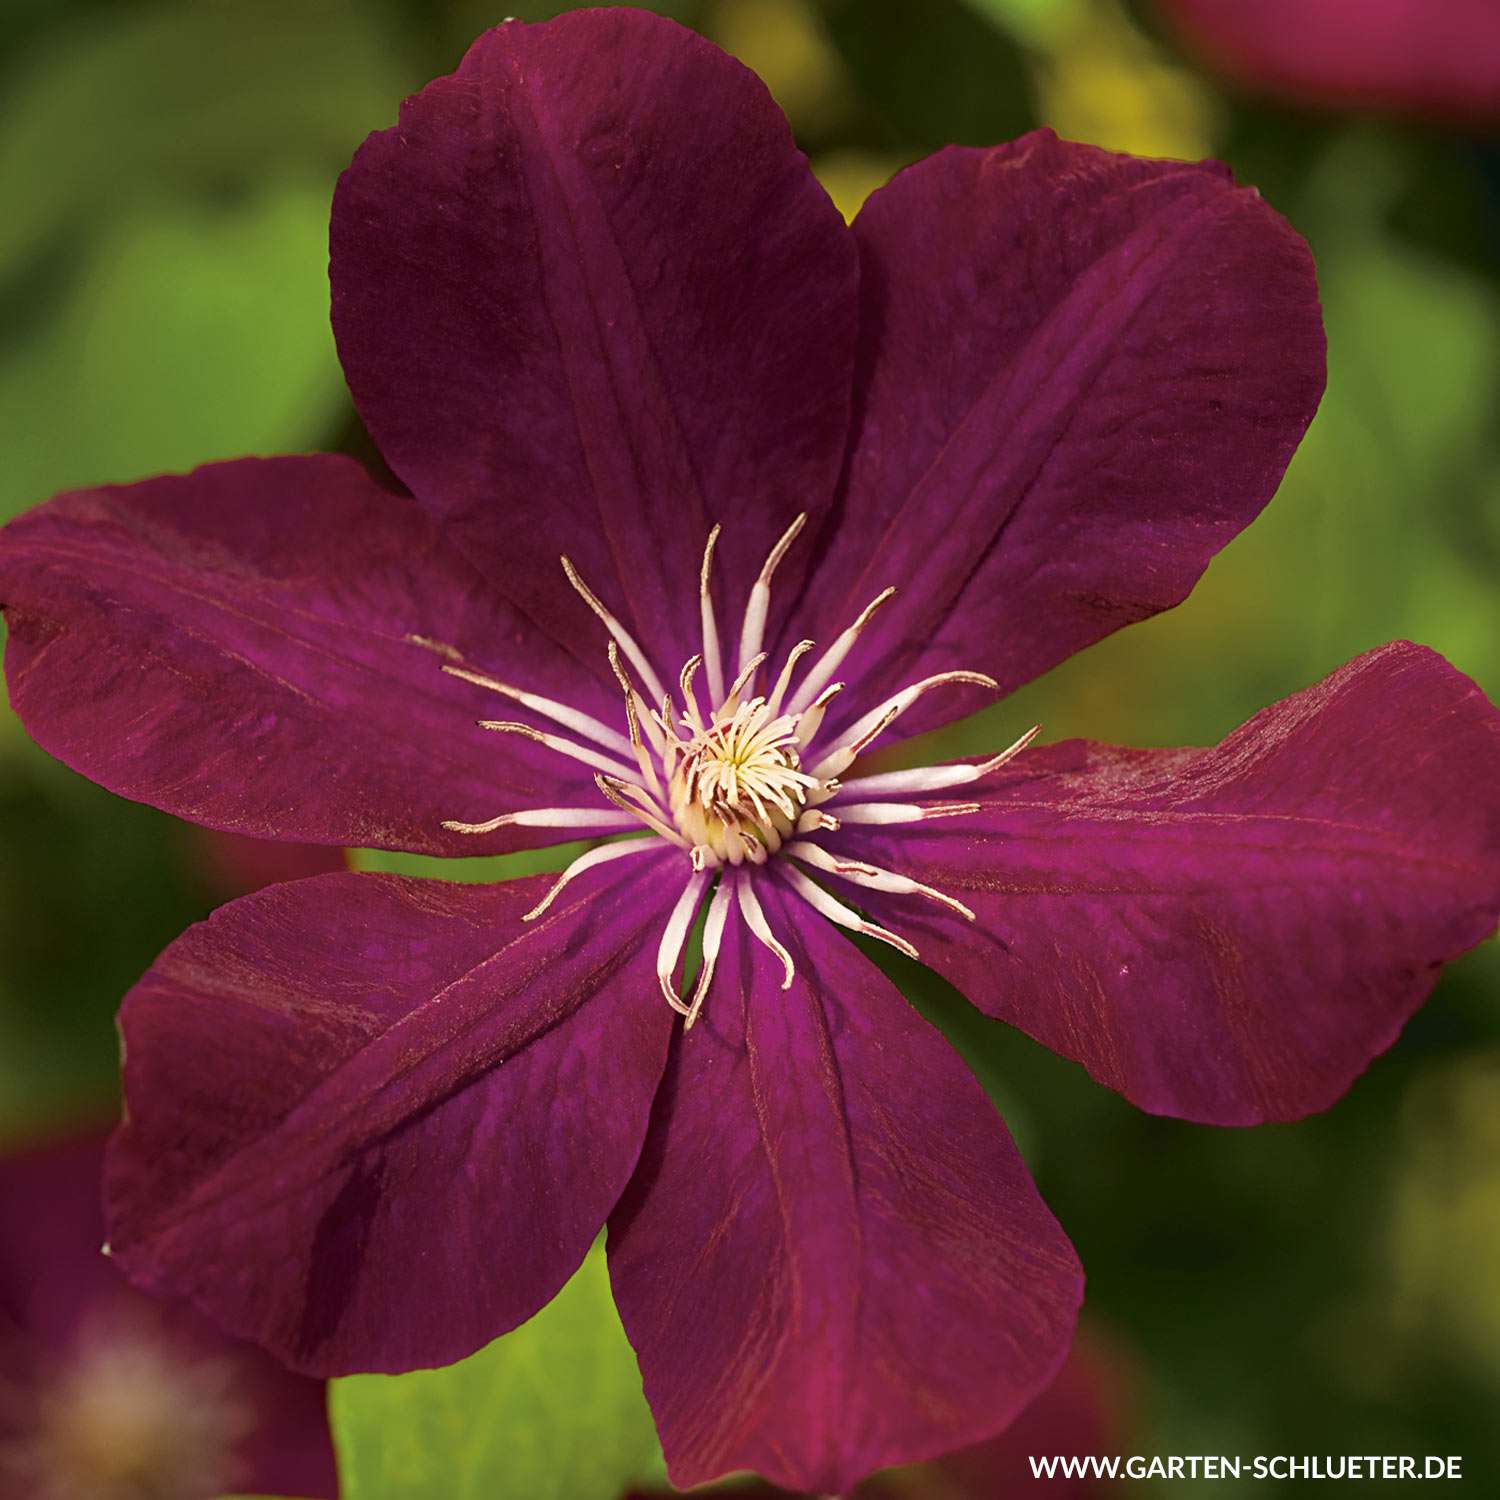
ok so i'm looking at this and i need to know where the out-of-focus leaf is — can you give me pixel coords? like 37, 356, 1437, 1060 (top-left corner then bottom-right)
0, 181, 345, 522
812, 148, 908, 221
0, 0, 405, 280
1031, 0, 1220, 160
1381, 1043, 1500, 1389
818, 0, 1034, 148
0, 729, 205, 1144
348, 842, 593, 884
331, 1241, 661, 1500
707, 0, 856, 134
967, 0, 1079, 46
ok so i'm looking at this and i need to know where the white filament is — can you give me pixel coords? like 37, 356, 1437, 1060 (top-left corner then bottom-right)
833, 800, 982, 825
736, 872, 794, 989
522, 839, 658, 921
657, 871, 710, 1012
835, 725, 1040, 798
786, 839, 975, 920
784, 587, 895, 716
478, 720, 641, 781
699, 524, 726, 708
780, 866, 919, 960
737, 513, 805, 676
442, 664, 633, 757
440, 807, 638, 834
684, 878, 733, 1028
561, 555, 668, 707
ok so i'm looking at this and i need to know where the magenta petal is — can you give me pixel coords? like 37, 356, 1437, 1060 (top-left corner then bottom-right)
0, 455, 611, 855
836, 643, 1500, 1125
608, 876, 1082, 1495
1158, 0, 1500, 129
801, 132, 1324, 739
331, 10, 857, 668
105, 855, 684, 1375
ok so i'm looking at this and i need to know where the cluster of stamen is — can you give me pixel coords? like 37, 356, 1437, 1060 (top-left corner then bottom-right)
670, 696, 817, 865
425, 514, 1037, 1029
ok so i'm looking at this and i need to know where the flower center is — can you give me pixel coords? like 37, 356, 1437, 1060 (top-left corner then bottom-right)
670, 698, 816, 863
6, 1317, 252, 1500
427, 513, 1038, 1028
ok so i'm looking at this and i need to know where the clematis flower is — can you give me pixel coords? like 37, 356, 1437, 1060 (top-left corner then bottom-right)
0, 1130, 335, 1500
1155, 0, 1500, 130
1, 8, 1498, 1494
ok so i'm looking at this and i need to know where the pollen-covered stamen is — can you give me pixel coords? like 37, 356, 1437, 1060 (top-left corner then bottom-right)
561, 555, 669, 707
678, 654, 707, 735
792, 681, 843, 749
781, 865, 920, 960
441, 806, 639, 834
797, 808, 840, 833
809, 671, 1001, 780
684, 878, 733, 1028
699, 524, 726, 707
737, 512, 805, 675
442, 663, 634, 758
477, 720, 642, 781
766, 638, 815, 717
835, 800, 983, 824
722, 650, 768, 712
522, 838, 658, 921
611, 677, 663, 799
595, 773, 688, 847
608, 641, 666, 761
657, 871, 710, 1012
785, 586, 896, 716
786, 839, 975, 921
836, 724, 1041, 798
736, 872, 795, 989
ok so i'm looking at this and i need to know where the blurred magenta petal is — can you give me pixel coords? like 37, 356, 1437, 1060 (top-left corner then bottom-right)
331, 9, 857, 670
106, 857, 682, 1375
858, 1328, 1133, 1500
836, 643, 1500, 1124
608, 877, 1082, 1494
798, 132, 1324, 741
1157, 0, 1500, 128
0, 1131, 335, 1500
187, 827, 348, 901
0, 454, 612, 855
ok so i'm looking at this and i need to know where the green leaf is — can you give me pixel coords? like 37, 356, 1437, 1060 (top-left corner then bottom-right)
330, 1241, 662, 1500
0, 0, 405, 281
348, 841, 597, 885
0, 181, 347, 522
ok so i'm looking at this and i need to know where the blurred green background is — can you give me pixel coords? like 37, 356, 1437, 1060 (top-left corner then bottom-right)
2, 0, 1497, 1495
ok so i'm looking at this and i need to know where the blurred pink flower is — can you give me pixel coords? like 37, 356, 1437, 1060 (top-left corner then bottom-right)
0, 1131, 336, 1500
1157, 0, 1500, 128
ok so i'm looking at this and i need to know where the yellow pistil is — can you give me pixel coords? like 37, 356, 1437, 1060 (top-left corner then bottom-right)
669, 697, 818, 864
